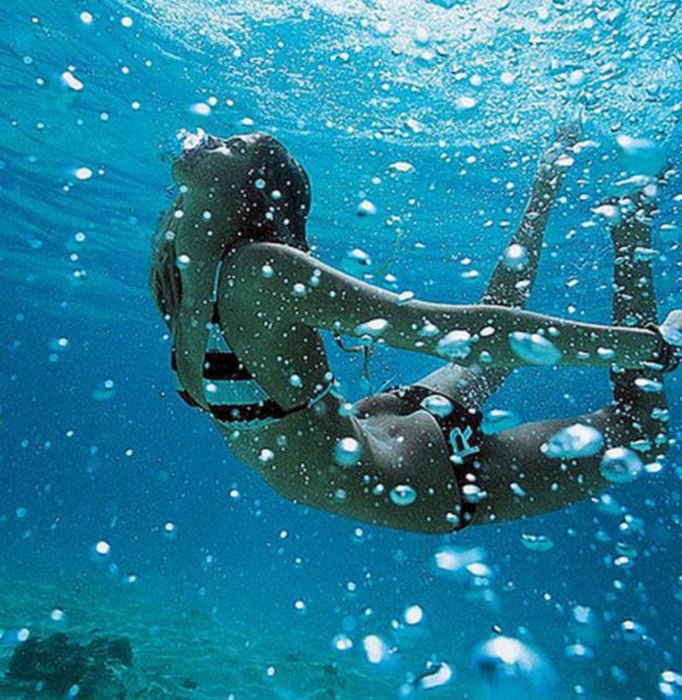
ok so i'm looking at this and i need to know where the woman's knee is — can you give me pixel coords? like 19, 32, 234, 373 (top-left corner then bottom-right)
599, 402, 670, 458
418, 365, 494, 410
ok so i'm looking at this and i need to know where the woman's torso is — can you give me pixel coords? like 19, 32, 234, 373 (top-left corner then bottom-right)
171, 248, 462, 532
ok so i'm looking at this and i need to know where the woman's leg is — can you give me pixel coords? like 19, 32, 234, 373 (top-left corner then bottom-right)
417, 121, 581, 408
607, 185, 669, 450
475, 180, 670, 524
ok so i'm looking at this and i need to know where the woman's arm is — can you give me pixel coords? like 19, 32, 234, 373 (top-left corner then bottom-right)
224, 243, 665, 371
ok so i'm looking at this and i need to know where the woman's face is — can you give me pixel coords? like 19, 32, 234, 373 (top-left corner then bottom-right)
171, 132, 264, 203
166, 131, 309, 262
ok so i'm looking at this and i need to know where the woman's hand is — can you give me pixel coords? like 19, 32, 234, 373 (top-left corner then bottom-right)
657, 310, 682, 372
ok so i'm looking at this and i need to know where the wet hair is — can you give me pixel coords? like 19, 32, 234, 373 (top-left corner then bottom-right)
149, 134, 311, 328
149, 200, 183, 330
238, 134, 311, 252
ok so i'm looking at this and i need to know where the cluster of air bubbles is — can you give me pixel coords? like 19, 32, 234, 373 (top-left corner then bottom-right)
509, 331, 562, 366
177, 127, 207, 152
658, 670, 682, 698
541, 424, 604, 459
432, 545, 488, 579
599, 447, 643, 484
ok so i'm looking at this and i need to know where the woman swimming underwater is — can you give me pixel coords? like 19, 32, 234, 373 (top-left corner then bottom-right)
150, 126, 681, 534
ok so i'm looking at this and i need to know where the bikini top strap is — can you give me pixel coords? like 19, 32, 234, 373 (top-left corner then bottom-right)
210, 258, 225, 325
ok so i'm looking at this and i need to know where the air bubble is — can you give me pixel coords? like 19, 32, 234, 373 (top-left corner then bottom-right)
94, 540, 110, 556
600, 447, 643, 484
437, 330, 472, 360
91, 379, 116, 401
332, 633, 353, 651
175, 253, 191, 270
541, 424, 603, 459
61, 71, 84, 92
334, 437, 362, 467
390, 484, 417, 506
620, 619, 646, 641
509, 331, 562, 366
420, 394, 453, 417
520, 533, 555, 551
387, 161, 415, 174
356, 200, 377, 217
341, 248, 372, 275
355, 318, 389, 338
658, 669, 682, 698
503, 244, 529, 271
258, 449, 275, 465
481, 408, 520, 434
362, 634, 390, 664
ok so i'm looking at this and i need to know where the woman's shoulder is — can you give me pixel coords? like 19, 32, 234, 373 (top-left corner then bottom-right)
226, 240, 312, 274
218, 242, 309, 319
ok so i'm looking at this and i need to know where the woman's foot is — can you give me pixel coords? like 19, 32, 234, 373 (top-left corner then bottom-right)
660, 310, 682, 349
595, 165, 672, 228
537, 113, 584, 177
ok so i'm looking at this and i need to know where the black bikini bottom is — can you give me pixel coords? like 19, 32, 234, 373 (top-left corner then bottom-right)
387, 384, 484, 531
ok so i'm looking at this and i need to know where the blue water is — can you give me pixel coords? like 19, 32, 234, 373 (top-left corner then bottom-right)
1, 0, 680, 697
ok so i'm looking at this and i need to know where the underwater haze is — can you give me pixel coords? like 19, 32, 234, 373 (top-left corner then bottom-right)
0, 0, 681, 698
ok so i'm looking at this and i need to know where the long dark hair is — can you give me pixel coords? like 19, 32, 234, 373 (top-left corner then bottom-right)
149, 134, 311, 329
150, 197, 184, 330
238, 134, 311, 251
